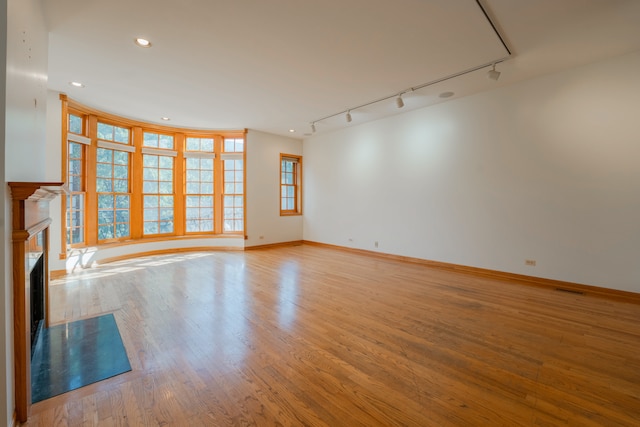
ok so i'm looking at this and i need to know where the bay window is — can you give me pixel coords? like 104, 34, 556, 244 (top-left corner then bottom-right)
60, 96, 246, 255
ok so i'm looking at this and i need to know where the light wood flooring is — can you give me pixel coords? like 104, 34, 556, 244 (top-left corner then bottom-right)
24, 244, 640, 426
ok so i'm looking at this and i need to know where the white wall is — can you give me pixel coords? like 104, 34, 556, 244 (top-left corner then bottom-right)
303, 51, 640, 293
46, 90, 64, 272
2, 0, 49, 423
246, 130, 303, 247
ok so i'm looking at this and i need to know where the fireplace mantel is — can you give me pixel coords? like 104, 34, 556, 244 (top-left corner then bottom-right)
8, 182, 65, 422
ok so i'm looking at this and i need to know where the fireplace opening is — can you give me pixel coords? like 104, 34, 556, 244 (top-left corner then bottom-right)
29, 252, 45, 357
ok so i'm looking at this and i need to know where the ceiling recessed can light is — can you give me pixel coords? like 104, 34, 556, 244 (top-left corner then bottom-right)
135, 38, 152, 48
439, 91, 455, 98
161, 117, 170, 121
289, 129, 295, 133
69, 81, 85, 88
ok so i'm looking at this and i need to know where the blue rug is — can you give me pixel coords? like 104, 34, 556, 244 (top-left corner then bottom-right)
31, 313, 131, 403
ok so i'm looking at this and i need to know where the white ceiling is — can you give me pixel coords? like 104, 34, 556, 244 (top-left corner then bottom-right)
43, 0, 640, 138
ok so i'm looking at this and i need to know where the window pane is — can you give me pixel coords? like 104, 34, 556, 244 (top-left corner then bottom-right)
186, 183, 200, 194
143, 182, 158, 193
99, 225, 114, 240
114, 151, 128, 164
144, 208, 158, 221
224, 137, 244, 152
159, 169, 173, 182
96, 163, 112, 178
159, 134, 174, 149
144, 155, 158, 167
116, 224, 130, 238
159, 182, 173, 194
116, 210, 129, 223
114, 126, 129, 143
115, 195, 130, 208
160, 196, 173, 207
159, 221, 173, 233
144, 132, 158, 147
144, 222, 159, 234
97, 148, 113, 163
186, 138, 199, 151
159, 156, 173, 169
201, 138, 214, 151
114, 179, 128, 193
97, 123, 113, 140
144, 196, 158, 208
69, 114, 82, 134
98, 210, 114, 225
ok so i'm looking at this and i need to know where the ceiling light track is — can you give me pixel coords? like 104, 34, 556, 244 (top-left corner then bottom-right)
309, 0, 512, 131
310, 56, 510, 126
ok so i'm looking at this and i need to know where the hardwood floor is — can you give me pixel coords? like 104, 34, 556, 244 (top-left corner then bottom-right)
25, 244, 640, 426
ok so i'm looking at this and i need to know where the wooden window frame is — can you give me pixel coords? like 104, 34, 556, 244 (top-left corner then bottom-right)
280, 154, 302, 216
96, 145, 132, 243
59, 95, 246, 253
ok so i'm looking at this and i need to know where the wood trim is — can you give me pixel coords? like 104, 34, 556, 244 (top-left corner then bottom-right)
60, 95, 69, 261
66, 97, 246, 137
279, 153, 303, 216
174, 133, 185, 236
8, 182, 64, 423
302, 240, 640, 304
95, 246, 244, 266
7, 182, 65, 201
245, 240, 304, 250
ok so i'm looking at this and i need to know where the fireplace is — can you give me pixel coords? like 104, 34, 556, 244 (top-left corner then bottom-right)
9, 182, 65, 423
29, 241, 45, 355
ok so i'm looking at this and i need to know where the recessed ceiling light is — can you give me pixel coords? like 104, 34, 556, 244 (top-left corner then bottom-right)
439, 91, 455, 98
289, 129, 295, 133
161, 117, 170, 121
69, 81, 85, 88
134, 38, 152, 48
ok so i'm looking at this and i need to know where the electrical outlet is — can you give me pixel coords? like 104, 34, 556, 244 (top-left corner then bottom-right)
348, 238, 353, 242
259, 235, 264, 240
374, 241, 379, 248
525, 259, 536, 266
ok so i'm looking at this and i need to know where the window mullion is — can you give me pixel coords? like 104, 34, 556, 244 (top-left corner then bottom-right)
130, 126, 144, 239
85, 114, 98, 246
174, 133, 185, 236
214, 135, 223, 234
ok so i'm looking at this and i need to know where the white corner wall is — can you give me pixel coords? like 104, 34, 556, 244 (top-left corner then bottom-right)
246, 129, 303, 247
2, 0, 49, 423
303, 51, 640, 293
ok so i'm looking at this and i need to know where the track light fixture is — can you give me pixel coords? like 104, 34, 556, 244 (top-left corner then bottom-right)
309, 57, 509, 133
487, 63, 501, 81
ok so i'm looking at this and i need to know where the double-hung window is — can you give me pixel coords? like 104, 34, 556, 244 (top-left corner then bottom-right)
184, 137, 215, 233
96, 122, 133, 242
142, 132, 176, 236
222, 138, 245, 232
280, 154, 302, 215
66, 112, 89, 246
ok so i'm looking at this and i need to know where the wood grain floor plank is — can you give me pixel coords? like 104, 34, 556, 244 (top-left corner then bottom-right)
24, 244, 640, 426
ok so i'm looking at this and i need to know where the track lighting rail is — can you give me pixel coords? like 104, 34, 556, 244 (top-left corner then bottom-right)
308, 0, 511, 132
